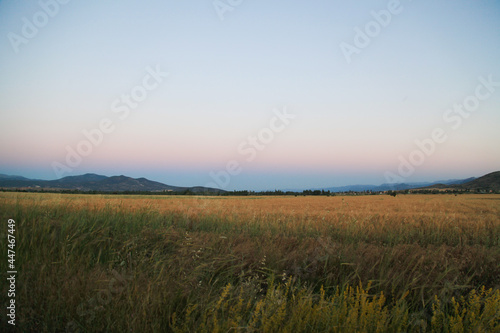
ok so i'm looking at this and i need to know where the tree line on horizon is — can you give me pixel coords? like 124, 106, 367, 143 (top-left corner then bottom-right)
1, 188, 497, 196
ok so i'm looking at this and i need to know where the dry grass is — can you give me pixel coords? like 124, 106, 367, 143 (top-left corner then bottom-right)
0, 192, 499, 332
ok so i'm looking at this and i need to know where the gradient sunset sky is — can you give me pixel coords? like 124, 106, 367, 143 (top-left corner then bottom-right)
1, 0, 499, 190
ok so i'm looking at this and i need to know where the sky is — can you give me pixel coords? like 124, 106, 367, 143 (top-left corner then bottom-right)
0, 0, 499, 191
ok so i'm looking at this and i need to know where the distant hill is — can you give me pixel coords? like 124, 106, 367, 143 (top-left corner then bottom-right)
0, 173, 224, 194
420, 171, 500, 192
0, 174, 32, 181
312, 177, 478, 193
460, 171, 500, 191
55, 173, 109, 183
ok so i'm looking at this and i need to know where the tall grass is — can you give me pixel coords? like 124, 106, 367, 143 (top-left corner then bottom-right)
0, 193, 499, 332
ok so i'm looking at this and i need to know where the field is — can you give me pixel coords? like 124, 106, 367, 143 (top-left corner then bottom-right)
1, 192, 499, 332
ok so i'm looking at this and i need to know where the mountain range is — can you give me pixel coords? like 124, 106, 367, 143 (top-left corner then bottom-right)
417, 171, 500, 192
0, 173, 223, 193
0, 171, 498, 193
315, 177, 477, 193
303, 172, 499, 193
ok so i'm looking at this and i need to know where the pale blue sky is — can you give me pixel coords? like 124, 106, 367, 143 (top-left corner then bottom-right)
0, 0, 499, 190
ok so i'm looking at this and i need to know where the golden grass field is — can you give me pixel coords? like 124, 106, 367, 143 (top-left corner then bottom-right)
1, 192, 499, 332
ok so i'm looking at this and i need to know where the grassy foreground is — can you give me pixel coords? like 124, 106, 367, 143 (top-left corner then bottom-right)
1, 192, 499, 332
